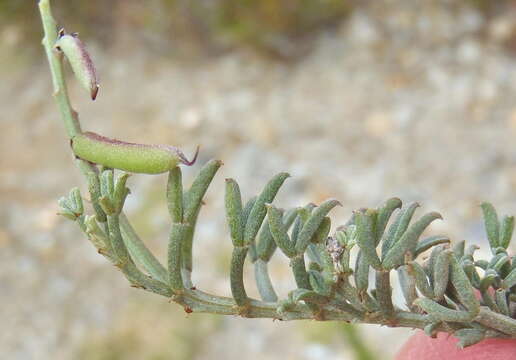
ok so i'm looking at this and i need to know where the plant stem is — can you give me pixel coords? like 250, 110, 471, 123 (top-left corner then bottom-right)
39, 0, 81, 138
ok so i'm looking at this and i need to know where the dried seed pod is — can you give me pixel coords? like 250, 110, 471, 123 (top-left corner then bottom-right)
72, 132, 198, 174
55, 30, 99, 100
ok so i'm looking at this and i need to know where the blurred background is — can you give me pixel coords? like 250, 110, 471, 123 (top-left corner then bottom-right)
2, 0, 516, 359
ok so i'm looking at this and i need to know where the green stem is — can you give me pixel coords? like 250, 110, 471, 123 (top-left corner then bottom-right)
39, 0, 81, 138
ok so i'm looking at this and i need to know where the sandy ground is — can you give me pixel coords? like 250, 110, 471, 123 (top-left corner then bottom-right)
2, 1, 516, 359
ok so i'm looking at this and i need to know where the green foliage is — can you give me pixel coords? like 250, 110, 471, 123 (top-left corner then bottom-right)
39, 0, 516, 353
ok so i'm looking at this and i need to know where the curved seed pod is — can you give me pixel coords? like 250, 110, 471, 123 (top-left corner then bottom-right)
72, 132, 198, 174
55, 31, 99, 100
414, 235, 450, 257
433, 249, 452, 300
499, 215, 514, 250
225, 179, 244, 247
244, 173, 290, 246
413, 298, 475, 322
375, 198, 402, 245
481, 202, 500, 251
382, 212, 442, 269
355, 209, 382, 270
295, 199, 341, 253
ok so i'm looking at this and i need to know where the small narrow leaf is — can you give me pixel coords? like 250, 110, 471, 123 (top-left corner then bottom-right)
354, 250, 369, 292
230, 246, 249, 307
414, 298, 475, 322
391, 202, 420, 247
383, 212, 442, 269
183, 159, 222, 223
414, 235, 450, 257
290, 288, 328, 304
481, 202, 500, 251
495, 289, 510, 316
166, 167, 183, 223
267, 205, 296, 258
244, 173, 289, 245
308, 270, 331, 297
433, 249, 452, 300
454, 329, 485, 348
254, 259, 277, 302
503, 267, 516, 289
375, 198, 402, 246
225, 179, 244, 247
168, 223, 190, 292
295, 199, 341, 253
398, 266, 417, 310
355, 209, 382, 270
408, 261, 433, 299
449, 256, 479, 315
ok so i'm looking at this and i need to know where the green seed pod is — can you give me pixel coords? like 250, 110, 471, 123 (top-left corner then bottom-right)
72, 132, 198, 174
55, 30, 99, 100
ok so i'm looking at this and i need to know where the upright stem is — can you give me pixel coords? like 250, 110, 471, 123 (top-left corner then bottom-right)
39, 0, 82, 138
